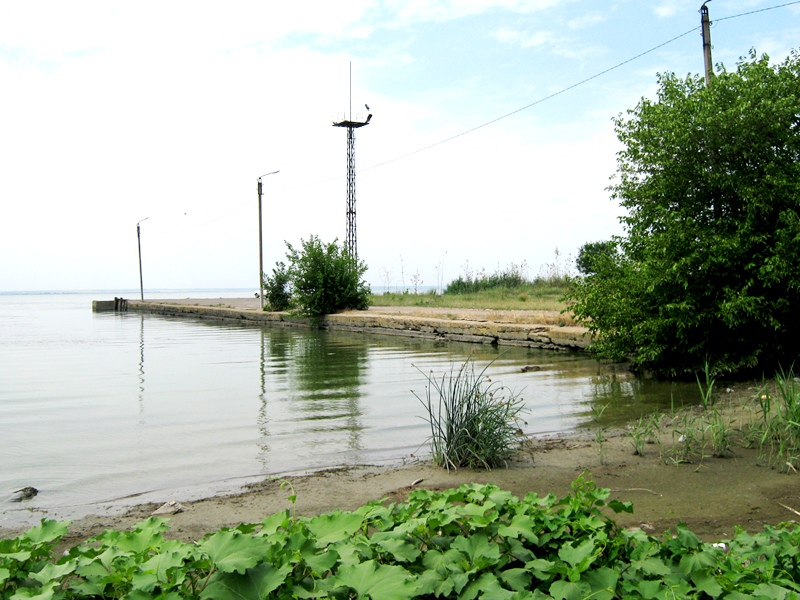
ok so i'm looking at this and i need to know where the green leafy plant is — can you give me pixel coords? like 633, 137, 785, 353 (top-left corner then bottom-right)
5, 478, 800, 599
414, 356, 527, 470
285, 235, 371, 321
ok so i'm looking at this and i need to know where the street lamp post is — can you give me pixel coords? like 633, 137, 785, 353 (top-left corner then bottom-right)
257, 170, 279, 309
137, 217, 149, 301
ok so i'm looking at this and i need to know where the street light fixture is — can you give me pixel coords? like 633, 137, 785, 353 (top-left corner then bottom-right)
137, 217, 149, 301
257, 170, 280, 309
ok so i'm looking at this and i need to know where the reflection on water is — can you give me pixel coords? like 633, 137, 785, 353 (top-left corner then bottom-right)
0, 293, 702, 527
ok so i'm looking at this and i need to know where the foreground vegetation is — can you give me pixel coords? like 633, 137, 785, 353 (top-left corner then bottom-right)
5, 477, 800, 599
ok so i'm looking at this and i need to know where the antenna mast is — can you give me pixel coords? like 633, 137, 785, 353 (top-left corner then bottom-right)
333, 62, 372, 259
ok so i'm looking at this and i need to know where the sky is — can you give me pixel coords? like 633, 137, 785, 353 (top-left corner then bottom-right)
1, 1, 798, 293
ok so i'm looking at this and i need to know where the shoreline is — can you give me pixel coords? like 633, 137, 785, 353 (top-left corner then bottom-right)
5, 386, 800, 547
5, 301, 798, 547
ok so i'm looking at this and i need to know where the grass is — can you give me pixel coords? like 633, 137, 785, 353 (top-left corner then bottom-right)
752, 369, 800, 472
614, 368, 800, 468
370, 281, 570, 312
414, 356, 527, 470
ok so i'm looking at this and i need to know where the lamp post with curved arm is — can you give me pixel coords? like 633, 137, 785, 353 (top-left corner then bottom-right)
257, 170, 279, 309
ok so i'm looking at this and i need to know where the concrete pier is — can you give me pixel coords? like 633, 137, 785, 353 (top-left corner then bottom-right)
94, 298, 590, 351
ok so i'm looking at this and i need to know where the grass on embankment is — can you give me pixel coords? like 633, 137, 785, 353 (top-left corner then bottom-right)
369, 282, 570, 312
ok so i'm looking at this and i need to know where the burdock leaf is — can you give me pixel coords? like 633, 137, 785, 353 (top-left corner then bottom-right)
336, 560, 418, 600
550, 579, 591, 600
22, 520, 70, 545
452, 532, 500, 568
306, 511, 364, 546
558, 539, 595, 569
498, 514, 540, 543
200, 563, 292, 600
199, 530, 271, 574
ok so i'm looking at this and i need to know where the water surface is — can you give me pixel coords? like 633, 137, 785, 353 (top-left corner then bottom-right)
0, 292, 701, 527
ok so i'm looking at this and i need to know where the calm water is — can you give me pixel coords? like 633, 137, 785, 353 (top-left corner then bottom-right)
0, 292, 701, 528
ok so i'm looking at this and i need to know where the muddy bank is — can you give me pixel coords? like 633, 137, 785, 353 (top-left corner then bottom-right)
115, 299, 589, 351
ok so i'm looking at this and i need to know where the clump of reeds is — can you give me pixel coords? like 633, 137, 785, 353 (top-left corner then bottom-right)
414, 357, 526, 471
754, 368, 800, 472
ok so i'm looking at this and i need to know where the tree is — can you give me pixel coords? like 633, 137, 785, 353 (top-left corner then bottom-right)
567, 50, 800, 377
575, 241, 617, 276
285, 235, 371, 320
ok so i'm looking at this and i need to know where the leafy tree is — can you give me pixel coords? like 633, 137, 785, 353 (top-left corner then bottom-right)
261, 261, 292, 311
575, 241, 617, 276
567, 50, 800, 377
285, 235, 371, 320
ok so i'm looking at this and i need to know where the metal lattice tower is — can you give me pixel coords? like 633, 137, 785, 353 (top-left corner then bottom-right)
333, 116, 370, 258
333, 63, 371, 259
345, 126, 357, 257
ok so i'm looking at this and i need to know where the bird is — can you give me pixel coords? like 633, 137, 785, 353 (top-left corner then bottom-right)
365, 103, 370, 111
11, 486, 38, 502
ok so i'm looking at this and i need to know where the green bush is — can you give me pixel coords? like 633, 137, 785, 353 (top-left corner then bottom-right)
285, 235, 371, 320
261, 261, 292, 311
567, 50, 800, 377
414, 357, 526, 470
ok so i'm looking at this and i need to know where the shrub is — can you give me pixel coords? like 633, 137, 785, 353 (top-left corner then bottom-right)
262, 261, 292, 311
414, 357, 526, 470
567, 50, 800, 377
285, 235, 371, 320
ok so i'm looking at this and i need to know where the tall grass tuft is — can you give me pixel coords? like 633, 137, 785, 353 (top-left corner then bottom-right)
755, 368, 800, 472
414, 357, 527, 471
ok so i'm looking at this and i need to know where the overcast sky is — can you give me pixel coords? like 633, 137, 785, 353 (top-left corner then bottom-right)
2, 1, 798, 293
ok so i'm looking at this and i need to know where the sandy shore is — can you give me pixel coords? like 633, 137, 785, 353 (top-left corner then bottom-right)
6, 387, 800, 549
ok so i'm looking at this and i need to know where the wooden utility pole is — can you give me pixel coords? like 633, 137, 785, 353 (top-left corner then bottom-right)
701, 1, 713, 86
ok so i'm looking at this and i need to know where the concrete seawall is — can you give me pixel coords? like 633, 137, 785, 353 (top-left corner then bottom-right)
110, 299, 590, 351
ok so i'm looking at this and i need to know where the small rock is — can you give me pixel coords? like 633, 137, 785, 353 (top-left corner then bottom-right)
520, 365, 541, 373
152, 500, 186, 516
11, 487, 38, 502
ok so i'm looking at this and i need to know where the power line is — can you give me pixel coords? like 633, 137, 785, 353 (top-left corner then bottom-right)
361, 26, 700, 173
716, 0, 800, 22
360, 0, 800, 173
